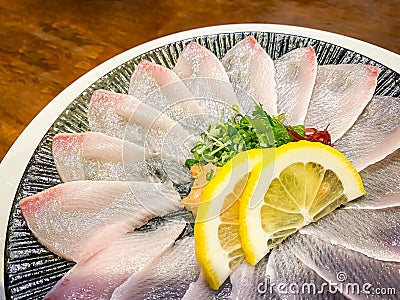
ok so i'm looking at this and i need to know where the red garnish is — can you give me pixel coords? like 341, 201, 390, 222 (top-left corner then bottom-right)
289, 125, 332, 146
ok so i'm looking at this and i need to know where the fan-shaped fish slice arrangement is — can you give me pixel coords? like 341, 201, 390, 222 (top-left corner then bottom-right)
17, 35, 400, 299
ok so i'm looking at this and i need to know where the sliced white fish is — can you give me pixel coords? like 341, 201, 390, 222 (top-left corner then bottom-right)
20, 180, 182, 264
230, 258, 270, 300
222, 36, 277, 115
174, 41, 240, 119
275, 47, 317, 125
266, 243, 343, 300
346, 149, 400, 209
52, 132, 151, 182
305, 64, 380, 142
88, 89, 140, 141
174, 41, 230, 81
111, 236, 199, 300
129, 59, 203, 116
182, 273, 231, 300
44, 221, 186, 300
348, 193, 400, 210
52, 132, 191, 185
335, 96, 400, 171
300, 207, 400, 262
288, 233, 400, 300
87, 89, 195, 164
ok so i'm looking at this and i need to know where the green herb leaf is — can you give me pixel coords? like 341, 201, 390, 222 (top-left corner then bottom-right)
185, 158, 197, 168
184, 103, 307, 168
206, 169, 215, 181
290, 125, 305, 136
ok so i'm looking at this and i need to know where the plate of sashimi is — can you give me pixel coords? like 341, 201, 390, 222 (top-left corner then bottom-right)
3, 27, 400, 300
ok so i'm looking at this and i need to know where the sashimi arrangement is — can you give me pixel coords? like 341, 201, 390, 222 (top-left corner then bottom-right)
15, 35, 400, 299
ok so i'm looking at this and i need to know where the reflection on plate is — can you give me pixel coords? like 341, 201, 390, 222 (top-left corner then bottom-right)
3, 29, 400, 299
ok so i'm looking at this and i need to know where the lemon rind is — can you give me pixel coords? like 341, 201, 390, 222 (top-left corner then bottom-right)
194, 149, 264, 289
239, 141, 365, 265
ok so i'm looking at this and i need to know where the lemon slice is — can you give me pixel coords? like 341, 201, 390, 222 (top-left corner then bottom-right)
239, 140, 365, 265
194, 148, 269, 290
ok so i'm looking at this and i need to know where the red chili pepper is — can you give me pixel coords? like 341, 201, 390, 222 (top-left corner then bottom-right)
288, 125, 332, 146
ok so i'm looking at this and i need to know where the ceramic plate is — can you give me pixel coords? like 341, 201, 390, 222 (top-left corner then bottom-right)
1, 24, 399, 299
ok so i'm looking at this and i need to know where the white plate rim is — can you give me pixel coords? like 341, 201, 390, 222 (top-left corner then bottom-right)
1, 23, 399, 298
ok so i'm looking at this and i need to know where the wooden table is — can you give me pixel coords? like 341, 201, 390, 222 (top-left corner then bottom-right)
0, 0, 399, 161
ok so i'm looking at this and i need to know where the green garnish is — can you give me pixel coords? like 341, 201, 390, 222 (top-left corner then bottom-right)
206, 169, 215, 181
185, 103, 305, 167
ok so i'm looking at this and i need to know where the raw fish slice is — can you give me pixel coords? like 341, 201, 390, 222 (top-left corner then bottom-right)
20, 180, 182, 264
44, 221, 186, 300
346, 149, 400, 209
182, 274, 232, 300
174, 41, 231, 81
174, 42, 240, 120
288, 233, 400, 300
275, 47, 317, 125
266, 243, 344, 300
347, 193, 400, 210
88, 89, 190, 144
230, 258, 270, 300
52, 132, 151, 182
335, 96, 400, 171
52, 132, 191, 185
222, 36, 277, 115
305, 64, 380, 142
300, 207, 400, 262
88, 89, 140, 141
111, 236, 200, 300
88, 89, 195, 164
129, 60, 204, 118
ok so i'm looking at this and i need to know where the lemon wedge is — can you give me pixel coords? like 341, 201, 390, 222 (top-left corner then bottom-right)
194, 148, 268, 290
239, 140, 365, 265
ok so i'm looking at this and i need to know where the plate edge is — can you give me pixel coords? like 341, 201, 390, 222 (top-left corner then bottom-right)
1, 23, 399, 298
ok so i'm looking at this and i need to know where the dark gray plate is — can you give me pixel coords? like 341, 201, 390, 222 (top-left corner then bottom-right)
4, 31, 400, 299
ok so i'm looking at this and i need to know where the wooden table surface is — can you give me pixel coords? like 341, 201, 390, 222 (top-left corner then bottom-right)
0, 0, 399, 161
